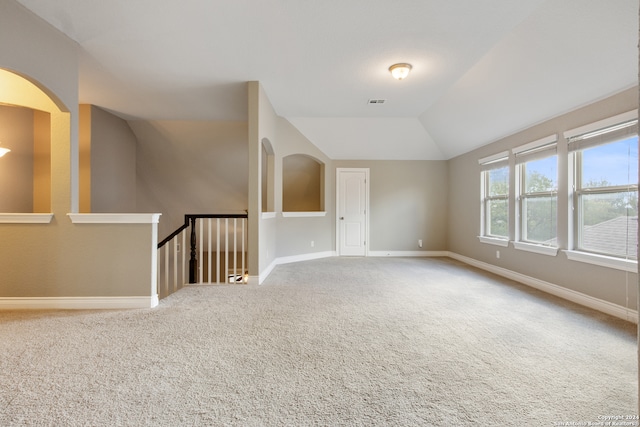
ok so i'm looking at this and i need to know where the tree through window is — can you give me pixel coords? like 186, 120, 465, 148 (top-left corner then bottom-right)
568, 116, 638, 259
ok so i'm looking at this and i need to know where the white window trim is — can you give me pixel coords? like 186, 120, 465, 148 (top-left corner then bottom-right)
478, 150, 509, 165
563, 110, 638, 140
564, 250, 637, 273
512, 134, 558, 155
478, 236, 509, 247
567, 114, 638, 261
513, 241, 558, 257
514, 139, 558, 249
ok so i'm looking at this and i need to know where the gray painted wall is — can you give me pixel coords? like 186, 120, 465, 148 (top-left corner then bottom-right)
448, 87, 638, 310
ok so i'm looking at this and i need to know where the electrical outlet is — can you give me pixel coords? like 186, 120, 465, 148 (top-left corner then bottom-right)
496, 250, 500, 259
311, 240, 315, 247
418, 239, 423, 248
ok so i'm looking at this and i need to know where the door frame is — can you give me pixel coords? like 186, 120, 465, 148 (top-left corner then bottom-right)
335, 167, 370, 256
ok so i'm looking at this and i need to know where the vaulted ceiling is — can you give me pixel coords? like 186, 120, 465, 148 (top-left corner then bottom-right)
15, 0, 638, 160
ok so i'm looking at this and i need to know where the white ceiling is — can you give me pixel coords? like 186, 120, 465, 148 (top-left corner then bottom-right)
14, 0, 639, 160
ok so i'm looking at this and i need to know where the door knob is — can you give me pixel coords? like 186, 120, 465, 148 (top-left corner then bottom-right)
340, 217, 344, 220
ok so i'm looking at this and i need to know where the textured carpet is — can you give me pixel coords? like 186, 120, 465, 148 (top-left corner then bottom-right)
0, 257, 636, 426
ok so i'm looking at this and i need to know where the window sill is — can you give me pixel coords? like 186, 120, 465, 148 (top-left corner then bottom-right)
513, 241, 558, 257
564, 250, 637, 273
0, 213, 54, 223
478, 236, 509, 247
281, 211, 327, 218
261, 212, 276, 219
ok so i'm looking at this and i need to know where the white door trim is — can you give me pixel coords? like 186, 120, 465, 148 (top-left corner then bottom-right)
336, 168, 370, 256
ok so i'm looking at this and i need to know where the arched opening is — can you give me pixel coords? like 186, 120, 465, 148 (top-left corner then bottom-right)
282, 154, 325, 212
261, 138, 275, 212
0, 104, 51, 213
0, 68, 70, 216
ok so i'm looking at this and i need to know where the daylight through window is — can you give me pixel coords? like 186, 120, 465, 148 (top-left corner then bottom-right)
514, 135, 558, 246
567, 116, 638, 260
480, 151, 509, 240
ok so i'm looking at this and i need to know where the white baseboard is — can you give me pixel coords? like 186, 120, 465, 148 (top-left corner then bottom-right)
255, 249, 637, 323
259, 251, 336, 284
0, 295, 159, 310
259, 250, 446, 283
275, 250, 336, 265
447, 252, 638, 324
369, 250, 449, 257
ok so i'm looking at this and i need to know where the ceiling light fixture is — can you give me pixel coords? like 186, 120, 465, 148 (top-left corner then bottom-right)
389, 63, 412, 80
0, 146, 10, 157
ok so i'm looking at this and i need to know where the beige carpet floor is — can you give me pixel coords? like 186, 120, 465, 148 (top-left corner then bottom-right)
0, 256, 636, 426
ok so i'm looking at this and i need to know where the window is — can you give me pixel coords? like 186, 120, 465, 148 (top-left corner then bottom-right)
480, 151, 509, 241
566, 112, 638, 260
514, 135, 558, 247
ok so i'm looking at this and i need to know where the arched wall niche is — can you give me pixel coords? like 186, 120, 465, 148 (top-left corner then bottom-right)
0, 68, 69, 113
261, 138, 275, 212
282, 153, 325, 212
0, 68, 70, 216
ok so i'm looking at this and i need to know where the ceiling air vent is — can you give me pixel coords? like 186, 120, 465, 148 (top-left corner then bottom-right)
368, 99, 386, 104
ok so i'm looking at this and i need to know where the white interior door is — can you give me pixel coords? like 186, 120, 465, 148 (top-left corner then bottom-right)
337, 168, 368, 256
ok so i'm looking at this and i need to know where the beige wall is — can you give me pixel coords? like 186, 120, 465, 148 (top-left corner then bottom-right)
1, 0, 80, 212
334, 160, 448, 252
33, 110, 52, 213
79, 105, 138, 213
1, 222, 156, 298
0, 105, 34, 212
282, 154, 322, 212
132, 120, 248, 239
274, 118, 333, 259
91, 106, 137, 212
447, 87, 638, 310
248, 82, 335, 276
0, 105, 53, 214
0, 2, 158, 303
1, 0, 635, 314
249, 82, 278, 275
79, 104, 91, 212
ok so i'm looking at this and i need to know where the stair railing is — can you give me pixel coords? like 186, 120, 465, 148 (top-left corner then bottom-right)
157, 213, 248, 299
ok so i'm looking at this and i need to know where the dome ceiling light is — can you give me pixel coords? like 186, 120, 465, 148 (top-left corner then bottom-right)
389, 63, 412, 80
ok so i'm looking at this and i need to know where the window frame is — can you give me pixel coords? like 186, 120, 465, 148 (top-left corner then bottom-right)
479, 151, 510, 244
572, 149, 638, 259
513, 135, 559, 251
565, 111, 638, 261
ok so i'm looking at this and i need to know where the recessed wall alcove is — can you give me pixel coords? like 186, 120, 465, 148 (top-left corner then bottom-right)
0, 68, 66, 220
282, 153, 324, 212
